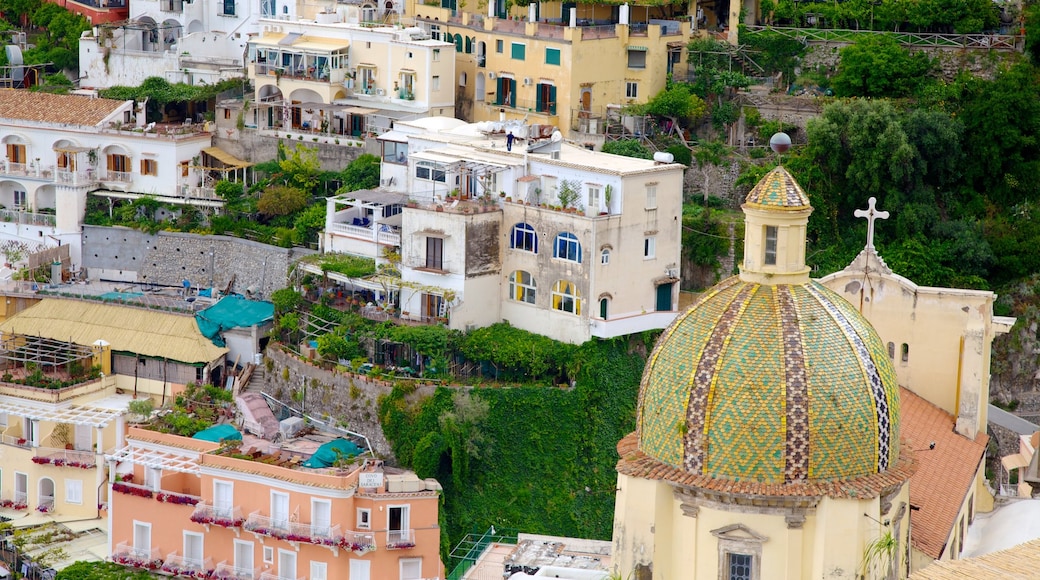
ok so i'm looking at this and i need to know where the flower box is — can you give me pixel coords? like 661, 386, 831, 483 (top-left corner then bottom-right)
340, 539, 377, 555
0, 499, 27, 510
156, 492, 200, 506
190, 512, 245, 528
112, 552, 164, 571
386, 541, 416, 550
112, 482, 154, 498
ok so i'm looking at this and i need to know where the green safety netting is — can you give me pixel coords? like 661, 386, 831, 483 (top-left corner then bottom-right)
302, 439, 362, 468
192, 424, 242, 442
195, 295, 274, 347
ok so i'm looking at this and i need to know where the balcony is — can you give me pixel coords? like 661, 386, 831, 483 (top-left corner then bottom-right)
214, 562, 261, 580
112, 542, 163, 571
56, 169, 97, 186
103, 170, 132, 183
33, 446, 96, 469
0, 209, 56, 227
191, 501, 245, 529
0, 434, 31, 448
328, 222, 402, 247
341, 529, 377, 555
0, 490, 28, 510
37, 494, 54, 513
243, 511, 340, 547
386, 528, 416, 550
162, 553, 213, 577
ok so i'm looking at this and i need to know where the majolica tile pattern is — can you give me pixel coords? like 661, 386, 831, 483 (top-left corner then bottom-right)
743, 166, 811, 211
637, 278, 900, 486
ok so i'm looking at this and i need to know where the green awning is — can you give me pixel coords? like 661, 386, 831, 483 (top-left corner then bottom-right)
192, 424, 242, 442
628, 46, 648, 51
302, 439, 362, 468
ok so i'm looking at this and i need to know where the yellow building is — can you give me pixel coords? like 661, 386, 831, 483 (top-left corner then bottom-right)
407, 1, 692, 144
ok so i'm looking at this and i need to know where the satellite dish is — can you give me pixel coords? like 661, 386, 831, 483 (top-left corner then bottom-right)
769, 132, 792, 154
550, 130, 562, 142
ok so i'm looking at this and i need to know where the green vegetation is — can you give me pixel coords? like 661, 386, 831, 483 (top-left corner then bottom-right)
0, 0, 91, 71
149, 382, 232, 437
830, 35, 935, 97
761, 0, 1000, 33
56, 561, 159, 580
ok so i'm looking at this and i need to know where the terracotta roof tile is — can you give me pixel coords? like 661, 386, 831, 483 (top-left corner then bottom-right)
616, 432, 917, 499
901, 387, 988, 560
0, 89, 127, 126
909, 538, 1040, 579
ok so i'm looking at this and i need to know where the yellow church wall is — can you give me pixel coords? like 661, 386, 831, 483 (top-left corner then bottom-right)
819, 260, 1006, 440
612, 473, 911, 579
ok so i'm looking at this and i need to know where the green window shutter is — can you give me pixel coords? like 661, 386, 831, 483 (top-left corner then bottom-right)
509, 79, 516, 107
536, 85, 544, 112
545, 48, 560, 66
511, 43, 525, 60
549, 85, 557, 114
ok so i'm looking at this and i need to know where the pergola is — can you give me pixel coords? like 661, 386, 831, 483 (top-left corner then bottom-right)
106, 442, 201, 474
0, 334, 94, 369
0, 398, 122, 428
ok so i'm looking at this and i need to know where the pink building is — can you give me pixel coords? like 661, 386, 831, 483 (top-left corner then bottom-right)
107, 426, 443, 580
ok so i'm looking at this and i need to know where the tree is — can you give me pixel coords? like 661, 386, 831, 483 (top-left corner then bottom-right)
292, 203, 327, 246
258, 184, 309, 216
271, 287, 303, 315
643, 83, 707, 124
831, 35, 934, 98
215, 180, 251, 217
601, 139, 653, 160
693, 139, 729, 202
338, 153, 381, 193
438, 390, 490, 488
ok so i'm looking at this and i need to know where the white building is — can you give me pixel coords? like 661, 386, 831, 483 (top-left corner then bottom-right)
0, 90, 215, 267
323, 117, 684, 344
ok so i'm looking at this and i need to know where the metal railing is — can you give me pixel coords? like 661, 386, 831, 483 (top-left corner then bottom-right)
0, 209, 56, 227
34, 446, 96, 468
243, 511, 341, 546
104, 171, 132, 183
1, 434, 32, 448
162, 554, 213, 577
386, 528, 416, 549
113, 542, 162, 569
341, 529, 377, 553
744, 25, 1021, 51
214, 562, 260, 580
38, 494, 54, 511
191, 501, 245, 528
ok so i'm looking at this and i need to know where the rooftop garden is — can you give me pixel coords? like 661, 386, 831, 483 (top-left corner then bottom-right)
144, 382, 233, 437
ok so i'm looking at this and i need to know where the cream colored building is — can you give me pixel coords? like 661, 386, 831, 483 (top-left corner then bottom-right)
323, 117, 686, 344
407, 1, 692, 144
247, 13, 456, 140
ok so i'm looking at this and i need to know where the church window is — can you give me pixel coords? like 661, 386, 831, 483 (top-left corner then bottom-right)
727, 553, 753, 580
764, 226, 778, 266
901, 343, 909, 363
887, 342, 895, 358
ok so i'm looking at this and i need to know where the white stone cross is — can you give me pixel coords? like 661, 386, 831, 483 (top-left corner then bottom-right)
854, 197, 889, 251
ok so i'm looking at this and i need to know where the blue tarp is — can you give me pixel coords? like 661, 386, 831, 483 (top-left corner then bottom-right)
301, 438, 362, 468
192, 424, 242, 442
195, 295, 275, 347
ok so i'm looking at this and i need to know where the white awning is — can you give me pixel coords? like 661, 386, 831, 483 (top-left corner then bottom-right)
0, 396, 124, 428
106, 442, 201, 474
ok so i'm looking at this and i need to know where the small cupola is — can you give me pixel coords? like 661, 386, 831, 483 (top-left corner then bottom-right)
739, 165, 813, 285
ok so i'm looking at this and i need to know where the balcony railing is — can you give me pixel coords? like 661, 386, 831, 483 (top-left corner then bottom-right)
386, 528, 416, 550
162, 553, 213, 577
33, 446, 96, 468
103, 171, 132, 183
37, 494, 54, 513
0, 490, 28, 510
113, 542, 163, 571
214, 562, 260, 580
243, 511, 340, 547
191, 501, 245, 528
341, 529, 377, 554
0, 209, 56, 227
56, 169, 96, 186
1, 434, 31, 448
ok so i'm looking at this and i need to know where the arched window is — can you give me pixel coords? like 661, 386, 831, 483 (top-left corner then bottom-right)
553, 232, 582, 262
454, 34, 463, 53
510, 223, 537, 253
887, 342, 895, 359
599, 297, 609, 319
459, 72, 467, 87
901, 343, 909, 363
464, 36, 473, 54
509, 270, 536, 304
552, 280, 581, 315
601, 247, 611, 265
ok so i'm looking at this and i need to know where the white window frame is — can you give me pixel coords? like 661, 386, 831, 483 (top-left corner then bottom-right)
625, 81, 638, 99
357, 508, 371, 530
64, 479, 83, 505
509, 270, 537, 304
311, 498, 332, 538
588, 186, 601, 212
387, 504, 410, 543
214, 480, 234, 519
432, 75, 440, 91
645, 184, 657, 209
233, 539, 254, 575
277, 548, 297, 580
145, 466, 162, 491
310, 561, 328, 580
601, 248, 610, 265
183, 531, 204, 567
133, 520, 152, 554
262, 546, 274, 564
400, 557, 423, 580
764, 225, 778, 266
271, 491, 290, 530
644, 236, 656, 259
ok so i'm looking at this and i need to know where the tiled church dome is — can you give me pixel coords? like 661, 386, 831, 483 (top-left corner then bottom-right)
634, 167, 901, 486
